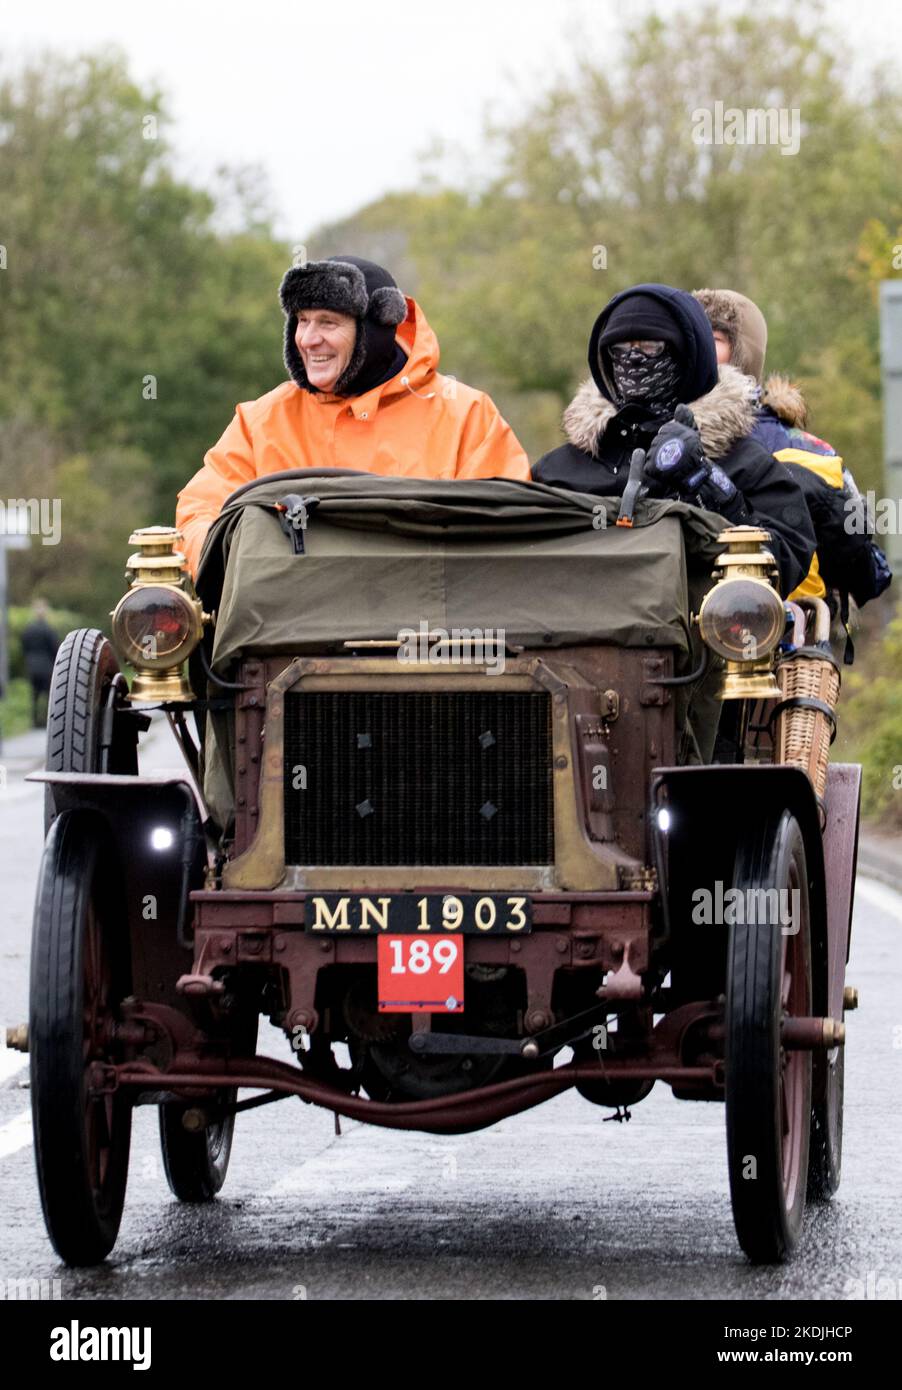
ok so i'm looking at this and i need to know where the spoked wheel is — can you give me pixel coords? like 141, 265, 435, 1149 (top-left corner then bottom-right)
725, 810, 812, 1263
44, 629, 137, 833
159, 1010, 255, 1201
159, 1092, 237, 1202
29, 811, 132, 1265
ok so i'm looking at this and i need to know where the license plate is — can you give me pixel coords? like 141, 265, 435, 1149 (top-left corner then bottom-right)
377, 934, 465, 1013
306, 893, 532, 934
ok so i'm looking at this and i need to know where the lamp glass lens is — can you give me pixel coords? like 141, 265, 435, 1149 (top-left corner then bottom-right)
115, 586, 193, 666
701, 579, 783, 661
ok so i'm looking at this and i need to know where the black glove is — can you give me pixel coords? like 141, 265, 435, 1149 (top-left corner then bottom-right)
697, 461, 748, 519
645, 405, 746, 517
644, 404, 711, 492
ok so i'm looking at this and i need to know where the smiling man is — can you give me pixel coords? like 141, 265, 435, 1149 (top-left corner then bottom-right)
176, 255, 531, 574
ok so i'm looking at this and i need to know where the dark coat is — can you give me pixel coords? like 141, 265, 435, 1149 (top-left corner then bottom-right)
754, 375, 892, 608
534, 363, 816, 597
20, 618, 60, 685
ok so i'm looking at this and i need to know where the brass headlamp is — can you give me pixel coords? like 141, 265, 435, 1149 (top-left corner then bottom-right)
111, 527, 210, 702
697, 526, 785, 700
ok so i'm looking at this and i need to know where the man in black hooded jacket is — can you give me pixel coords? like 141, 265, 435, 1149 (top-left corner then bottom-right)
533, 283, 816, 596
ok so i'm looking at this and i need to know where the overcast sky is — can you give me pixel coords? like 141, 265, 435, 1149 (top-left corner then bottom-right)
2, 0, 900, 238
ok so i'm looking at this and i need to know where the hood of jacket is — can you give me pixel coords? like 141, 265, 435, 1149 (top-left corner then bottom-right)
692, 288, 769, 384
588, 282, 719, 405
760, 373, 808, 428
563, 362, 758, 461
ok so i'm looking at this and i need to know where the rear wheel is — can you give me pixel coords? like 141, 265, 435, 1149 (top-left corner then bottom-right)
44, 629, 136, 832
30, 810, 132, 1265
159, 1093, 236, 1202
808, 1033, 844, 1200
725, 811, 812, 1263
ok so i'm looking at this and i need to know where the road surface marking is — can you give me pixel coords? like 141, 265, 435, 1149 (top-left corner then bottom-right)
0, 1046, 27, 1086
0, 1109, 32, 1160
856, 877, 902, 925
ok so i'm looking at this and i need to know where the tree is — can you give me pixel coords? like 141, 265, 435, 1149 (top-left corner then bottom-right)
0, 50, 289, 617
309, 5, 902, 482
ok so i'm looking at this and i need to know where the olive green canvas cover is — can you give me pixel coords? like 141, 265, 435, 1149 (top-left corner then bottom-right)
196, 472, 728, 673
193, 474, 728, 831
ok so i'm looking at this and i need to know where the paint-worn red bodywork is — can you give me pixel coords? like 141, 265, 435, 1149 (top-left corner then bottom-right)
34, 671, 860, 1135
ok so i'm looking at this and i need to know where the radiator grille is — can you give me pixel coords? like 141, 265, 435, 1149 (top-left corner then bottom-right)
283, 691, 554, 866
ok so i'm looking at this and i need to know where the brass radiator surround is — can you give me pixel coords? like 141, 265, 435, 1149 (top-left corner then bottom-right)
222, 655, 636, 893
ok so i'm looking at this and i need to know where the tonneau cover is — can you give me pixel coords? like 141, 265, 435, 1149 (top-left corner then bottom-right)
195, 471, 728, 673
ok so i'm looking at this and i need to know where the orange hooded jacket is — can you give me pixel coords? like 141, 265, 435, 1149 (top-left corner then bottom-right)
176, 298, 530, 574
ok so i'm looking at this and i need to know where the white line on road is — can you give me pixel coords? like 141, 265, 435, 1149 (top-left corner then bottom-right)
856, 876, 902, 925
0, 782, 44, 806
0, 1046, 27, 1086
0, 1109, 32, 1160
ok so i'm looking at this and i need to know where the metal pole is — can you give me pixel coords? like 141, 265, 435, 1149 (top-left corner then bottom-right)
0, 539, 8, 696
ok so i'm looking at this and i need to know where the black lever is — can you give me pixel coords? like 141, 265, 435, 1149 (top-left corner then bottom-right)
616, 448, 647, 527
274, 494, 320, 554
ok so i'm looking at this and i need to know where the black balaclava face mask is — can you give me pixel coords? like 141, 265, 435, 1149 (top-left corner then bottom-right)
610, 344, 682, 416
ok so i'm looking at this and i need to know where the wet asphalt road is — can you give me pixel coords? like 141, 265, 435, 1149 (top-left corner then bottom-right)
1, 721, 900, 1301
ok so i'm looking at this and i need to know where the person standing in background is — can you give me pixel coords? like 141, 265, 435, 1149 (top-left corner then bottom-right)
20, 599, 60, 727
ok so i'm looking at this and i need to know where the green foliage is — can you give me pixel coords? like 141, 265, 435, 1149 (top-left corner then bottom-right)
1, 9, 900, 692
5, 604, 87, 680
0, 49, 289, 622
835, 603, 902, 828
313, 4, 902, 469
0, 677, 31, 740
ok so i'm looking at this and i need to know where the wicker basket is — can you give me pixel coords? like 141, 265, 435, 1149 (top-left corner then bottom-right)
772, 649, 841, 805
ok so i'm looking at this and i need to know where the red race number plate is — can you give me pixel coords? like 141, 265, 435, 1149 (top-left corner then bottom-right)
377, 934, 465, 1014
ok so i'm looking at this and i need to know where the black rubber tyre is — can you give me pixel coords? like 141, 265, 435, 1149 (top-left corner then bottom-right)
44, 629, 134, 833
725, 811, 812, 1263
159, 1094, 237, 1202
808, 1038, 844, 1201
29, 810, 132, 1265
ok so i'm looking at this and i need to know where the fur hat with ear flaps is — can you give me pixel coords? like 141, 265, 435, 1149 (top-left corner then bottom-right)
693, 287, 768, 384
279, 254, 409, 396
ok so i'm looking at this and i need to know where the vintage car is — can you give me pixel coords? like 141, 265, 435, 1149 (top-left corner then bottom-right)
14, 471, 860, 1266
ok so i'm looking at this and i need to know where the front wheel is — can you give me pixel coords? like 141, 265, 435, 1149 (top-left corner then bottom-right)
725, 811, 812, 1263
44, 629, 137, 833
29, 811, 132, 1265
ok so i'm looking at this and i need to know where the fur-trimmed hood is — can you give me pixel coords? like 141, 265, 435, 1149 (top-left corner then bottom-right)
760, 373, 808, 428
562, 362, 758, 461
